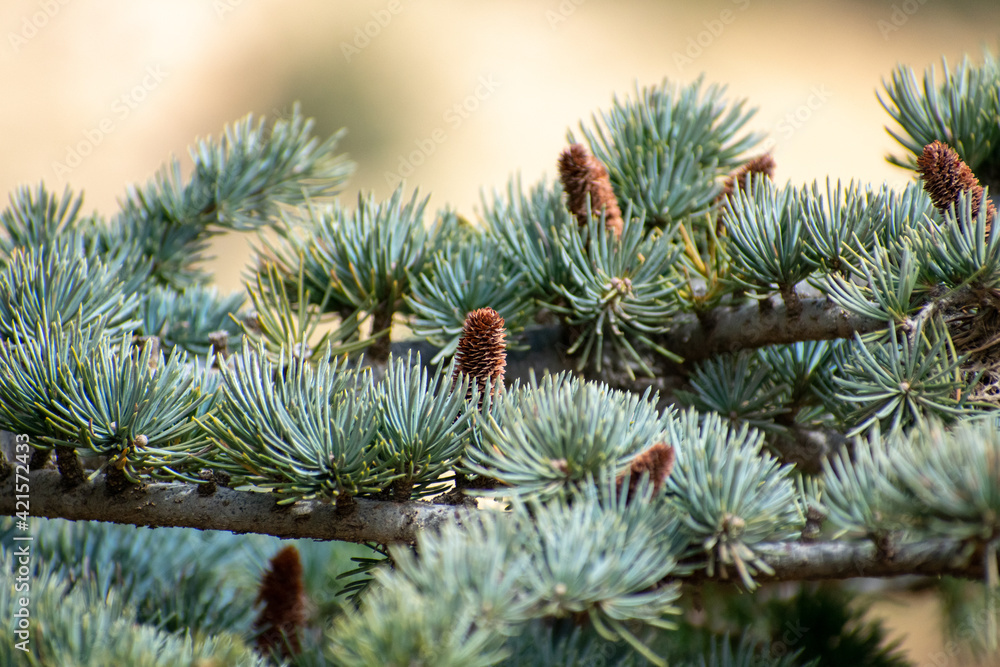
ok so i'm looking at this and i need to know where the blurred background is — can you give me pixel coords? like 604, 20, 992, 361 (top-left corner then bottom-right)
1, 1, 997, 663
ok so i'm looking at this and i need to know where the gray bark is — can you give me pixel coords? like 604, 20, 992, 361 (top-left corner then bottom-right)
2, 469, 985, 581
652, 297, 884, 363
2, 468, 465, 544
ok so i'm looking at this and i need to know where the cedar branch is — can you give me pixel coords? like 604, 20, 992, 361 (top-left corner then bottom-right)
1, 470, 986, 580
401, 298, 885, 376
3, 468, 464, 544
653, 297, 885, 364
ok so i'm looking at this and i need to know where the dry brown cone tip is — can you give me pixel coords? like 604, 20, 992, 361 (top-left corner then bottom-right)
558, 143, 624, 239
254, 545, 308, 659
716, 154, 775, 235
917, 140, 996, 233
615, 442, 676, 501
453, 307, 507, 400
719, 153, 776, 200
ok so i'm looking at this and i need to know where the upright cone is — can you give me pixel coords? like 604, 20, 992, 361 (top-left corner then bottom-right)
453, 307, 507, 400
616, 442, 676, 501
720, 153, 776, 200
917, 140, 995, 232
558, 143, 624, 238
254, 545, 307, 659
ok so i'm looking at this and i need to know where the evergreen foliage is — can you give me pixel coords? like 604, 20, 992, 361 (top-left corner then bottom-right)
880, 51, 1000, 176
202, 342, 384, 501
407, 235, 537, 362
2, 52, 1000, 665
545, 210, 682, 376
116, 104, 353, 288
467, 373, 669, 500
0, 243, 145, 342
572, 76, 763, 225
0, 516, 368, 666
138, 283, 245, 358
823, 418, 1000, 541
373, 352, 473, 500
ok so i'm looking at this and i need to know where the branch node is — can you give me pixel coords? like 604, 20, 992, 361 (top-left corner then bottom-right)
335, 493, 357, 518
196, 469, 219, 496
55, 445, 85, 490
779, 284, 802, 318
104, 466, 132, 496
29, 447, 50, 471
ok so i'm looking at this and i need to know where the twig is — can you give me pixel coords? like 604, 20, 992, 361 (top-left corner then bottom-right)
747, 538, 985, 581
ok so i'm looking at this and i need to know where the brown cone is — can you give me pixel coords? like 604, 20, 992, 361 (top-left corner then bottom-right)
453, 307, 507, 399
917, 140, 995, 233
616, 443, 676, 501
720, 154, 776, 199
558, 143, 624, 238
254, 545, 307, 659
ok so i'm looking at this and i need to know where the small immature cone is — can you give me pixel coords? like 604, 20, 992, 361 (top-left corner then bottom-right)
719, 153, 776, 200
208, 330, 229, 369
208, 330, 229, 358
917, 140, 996, 233
717, 154, 775, 235
254, 545, 307, 659
131, 334, 160, 371
616, 443, 675, 501
558, 143, 624, 238
453, 307, 507, 400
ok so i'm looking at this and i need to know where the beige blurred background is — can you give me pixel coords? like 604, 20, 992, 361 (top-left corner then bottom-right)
1, 1, 998, 663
